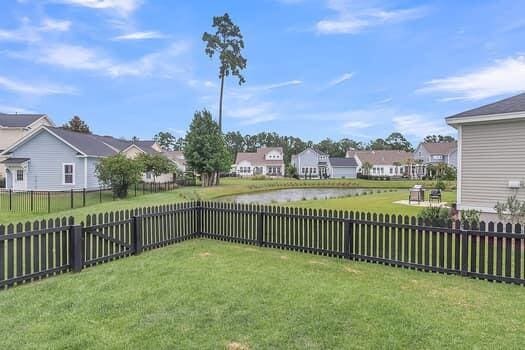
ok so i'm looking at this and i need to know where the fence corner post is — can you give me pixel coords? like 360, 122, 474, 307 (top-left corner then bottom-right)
69, 225, 83, 273
344, 217, 353, 259
133, 215, 143, 255
257, 210, 264, 247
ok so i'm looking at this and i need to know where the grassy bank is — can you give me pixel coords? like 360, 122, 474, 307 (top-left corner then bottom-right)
0, 178, 454, 225
1, 239, 523, 349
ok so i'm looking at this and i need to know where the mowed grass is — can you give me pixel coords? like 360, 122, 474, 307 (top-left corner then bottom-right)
0, 178, 454, 225
291, 190, 457, 216
1, 239, 524, 349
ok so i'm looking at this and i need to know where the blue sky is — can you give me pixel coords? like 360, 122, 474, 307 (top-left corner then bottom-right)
1, 0, 525, 144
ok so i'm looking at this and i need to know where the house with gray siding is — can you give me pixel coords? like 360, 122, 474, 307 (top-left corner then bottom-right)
291, 148, 357, 179
447, 92, 525, 219
414, 141, 457, 168
1, 125, 177, 191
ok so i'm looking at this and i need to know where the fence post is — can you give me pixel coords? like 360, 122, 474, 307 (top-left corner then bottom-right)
83, 188, 86, 207
9, 189, 12, 211
70, 189, 74, 209
47, 191, 51, 213
195, 201, 202, 237
132, 215, 143, 255
69, 225, 83, 273
30, 190, 34, 212
461, 226, 469, 276
257, 209, 264, 247
344, 216, 353, 259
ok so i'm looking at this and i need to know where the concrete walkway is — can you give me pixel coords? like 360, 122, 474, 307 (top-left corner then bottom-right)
394, 200, 449, 208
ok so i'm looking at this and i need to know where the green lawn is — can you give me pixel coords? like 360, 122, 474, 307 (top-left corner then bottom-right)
0, 178, 455, 225
1, 239, 523, 349
291, 189, 457, 216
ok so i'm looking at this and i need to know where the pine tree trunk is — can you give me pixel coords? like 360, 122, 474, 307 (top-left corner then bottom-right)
219, 74, 225, 132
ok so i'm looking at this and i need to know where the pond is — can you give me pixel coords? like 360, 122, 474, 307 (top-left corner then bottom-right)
224, 188, 369, 204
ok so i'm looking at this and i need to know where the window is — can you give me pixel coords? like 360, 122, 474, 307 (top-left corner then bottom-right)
146, 172, 152, 179
63, 163, 75, 185
16, 169, 24, 181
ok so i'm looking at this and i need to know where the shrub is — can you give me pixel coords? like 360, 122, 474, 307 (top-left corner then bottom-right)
418, 206, 451, 228
96, 154, 143, 198
461, 209, 481, 228
434, 179, 446, 191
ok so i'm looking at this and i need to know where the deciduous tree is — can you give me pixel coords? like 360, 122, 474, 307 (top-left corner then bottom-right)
184, 110, 231, 187
95, 154, 142, 198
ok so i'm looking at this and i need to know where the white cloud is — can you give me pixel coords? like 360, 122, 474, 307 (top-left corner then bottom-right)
0, 104, 37, 114
56, 0, 141, 16
316, 1, 426, 35
393, 114, 452, 138
40, 18, 71, 32
343, 120, 372, 129
328, 72, 353, 87
188, 79, 216, 88
226, 103, 277, 125
262, 80, 303, 90
113, 31, 167, 40
0, 18, 71, 42
15, 41, 190, 79
0, 75, 76, 95
419, 56, 525, 100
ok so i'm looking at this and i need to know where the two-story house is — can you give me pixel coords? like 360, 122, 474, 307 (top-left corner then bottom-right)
234, 147, 285, 177
414, 141, 457, 168
291, 148, 357, 179
0, 113, 54, 186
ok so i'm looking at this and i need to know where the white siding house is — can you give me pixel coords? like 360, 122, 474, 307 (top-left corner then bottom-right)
447, 92, 525, 219
234, 148, 285, 177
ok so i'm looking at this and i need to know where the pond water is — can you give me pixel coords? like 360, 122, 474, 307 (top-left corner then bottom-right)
224, 188, 369, 204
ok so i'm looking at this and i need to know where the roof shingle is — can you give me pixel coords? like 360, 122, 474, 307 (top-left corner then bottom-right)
447, 92, 525, 119
0, 114, 46, 128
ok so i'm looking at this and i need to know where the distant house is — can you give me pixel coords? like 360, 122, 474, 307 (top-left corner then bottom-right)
414, 141, 457, 168
328, 157, 358, 179
0, 113, 54, 185
0, 126, 177, 191
291, 148, 330, 178
346, 149, 422, 179
291, 148, 357, 179
234, 147, 284, 177
446, 92, 525, 219
163, 150, 187, 173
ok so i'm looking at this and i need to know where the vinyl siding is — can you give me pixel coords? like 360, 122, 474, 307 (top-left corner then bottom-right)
7, 130, 98, 191
461, 119, 525, 210
87, 158, 101, 189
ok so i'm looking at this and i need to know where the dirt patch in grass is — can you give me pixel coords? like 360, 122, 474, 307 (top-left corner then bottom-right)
309, 260, 327, 266
280, 255, 289, 260
343, 266, 361, 274
199, 252, 212, 257
227, 341, 250, 350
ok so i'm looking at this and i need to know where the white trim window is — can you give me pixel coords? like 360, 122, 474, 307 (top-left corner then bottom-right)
63, 163, 75, 185
16, 169, 24, 182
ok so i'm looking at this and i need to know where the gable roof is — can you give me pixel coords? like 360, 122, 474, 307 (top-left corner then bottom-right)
47, 127, 118, 157
348, 150, 413, 165
0, 113, 47, 128
447, 92, 525, 119
329, 157, 357, 167
235, 147, 284, 165
419, 141, 457, 155
163, 150, 186, 167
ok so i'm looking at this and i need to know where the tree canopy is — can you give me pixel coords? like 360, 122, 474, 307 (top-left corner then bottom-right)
184, 110, 231, 187
423, 135, 456, 143
95, 154, 143, 198
136, 153, 177, 182
154, 131, 185, 151
61, 116, 91, 134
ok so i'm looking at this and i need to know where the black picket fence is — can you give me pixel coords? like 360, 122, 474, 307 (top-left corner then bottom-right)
0, 201, 524, 290
0, 182, 180, 213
